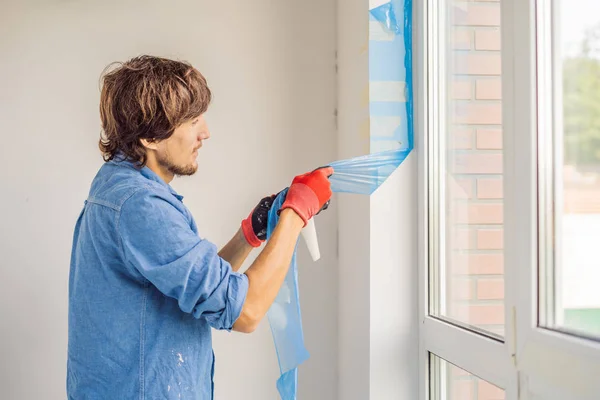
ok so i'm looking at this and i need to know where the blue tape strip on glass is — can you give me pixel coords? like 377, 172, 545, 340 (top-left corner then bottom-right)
265, 0, 413, 398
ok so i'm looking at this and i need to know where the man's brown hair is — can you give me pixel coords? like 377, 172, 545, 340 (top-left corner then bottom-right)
98, 55, 212, 166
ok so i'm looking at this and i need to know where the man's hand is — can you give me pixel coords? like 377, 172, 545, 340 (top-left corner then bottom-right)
279, 166, 334, 226
241, 194, 278, 247
233, 167, 334, 333
240, 166, 334, 246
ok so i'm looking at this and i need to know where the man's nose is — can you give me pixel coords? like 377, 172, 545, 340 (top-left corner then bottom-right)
200, 129, 210, 140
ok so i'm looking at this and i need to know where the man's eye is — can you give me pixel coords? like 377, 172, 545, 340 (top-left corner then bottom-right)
192, 119, 199, 125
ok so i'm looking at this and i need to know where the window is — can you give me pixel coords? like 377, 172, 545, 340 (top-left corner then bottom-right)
430, 354, 505, 400
419, 0, 600, 399
509, 0, 600, 397
420, 0, 514, 396
538, 0, 600, 340
428, 0, 505, 339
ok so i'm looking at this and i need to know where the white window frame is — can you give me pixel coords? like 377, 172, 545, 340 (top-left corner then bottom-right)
417, 0, 600, 399
416, 0, 517, 397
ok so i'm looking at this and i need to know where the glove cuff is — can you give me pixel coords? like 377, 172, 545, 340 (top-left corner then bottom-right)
241, 215, 263, 247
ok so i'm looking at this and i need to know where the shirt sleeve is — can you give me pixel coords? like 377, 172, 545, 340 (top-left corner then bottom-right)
117, 189, 249, 331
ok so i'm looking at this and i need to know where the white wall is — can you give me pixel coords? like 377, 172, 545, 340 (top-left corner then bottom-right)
0, 1, 337, 399
336, 0, 372, 398
337, 0, 419, 399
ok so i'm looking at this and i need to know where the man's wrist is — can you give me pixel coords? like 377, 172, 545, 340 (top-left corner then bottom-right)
237, 227, 256, 249
279, 208, 305, 230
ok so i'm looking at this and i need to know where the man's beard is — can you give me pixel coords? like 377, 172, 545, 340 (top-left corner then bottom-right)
157, 151, 197, 177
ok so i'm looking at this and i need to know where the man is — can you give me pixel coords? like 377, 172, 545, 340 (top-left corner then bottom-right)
67, 55, 333, 399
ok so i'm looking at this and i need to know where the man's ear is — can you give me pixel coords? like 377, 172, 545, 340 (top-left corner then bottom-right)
140, 138, 159, 151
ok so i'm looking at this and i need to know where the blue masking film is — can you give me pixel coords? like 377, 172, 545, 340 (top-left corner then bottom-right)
266, 188, 308, 400
329, 148, 411, 195
369, 1, 402, 35
369, 0, 413, 153
265, 1, 412, 399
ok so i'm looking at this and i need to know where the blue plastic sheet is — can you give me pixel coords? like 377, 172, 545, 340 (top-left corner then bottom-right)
265, 151, 411, 398
329, 148, 412, 195
266, 189, 307, 399
370, 1, 402, 35
265, 148, 410, 399
265, 1, 413, 399
369, 0, 414, 154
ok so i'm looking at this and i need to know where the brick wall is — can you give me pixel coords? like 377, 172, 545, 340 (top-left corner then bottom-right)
444, 0, 505, 398
432, 358, 505, 400
445, 0, 504, 338
450, 364, 505, 400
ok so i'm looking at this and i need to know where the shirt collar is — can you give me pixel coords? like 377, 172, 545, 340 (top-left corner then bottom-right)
110, 154, 184, 201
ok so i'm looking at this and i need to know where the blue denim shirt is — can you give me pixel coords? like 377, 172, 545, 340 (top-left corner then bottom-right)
67, 158, 249, 399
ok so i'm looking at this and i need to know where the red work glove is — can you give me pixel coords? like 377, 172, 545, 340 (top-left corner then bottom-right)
279, 166, 334, 226
241, 194, 278, 247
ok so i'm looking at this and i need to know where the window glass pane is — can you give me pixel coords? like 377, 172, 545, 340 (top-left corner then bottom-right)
542, 0, 600, 338
429, 354, 505, 400
430, 0, 505, 338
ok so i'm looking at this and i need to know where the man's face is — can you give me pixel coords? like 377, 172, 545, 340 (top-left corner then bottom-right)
155, 115, 210, 177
